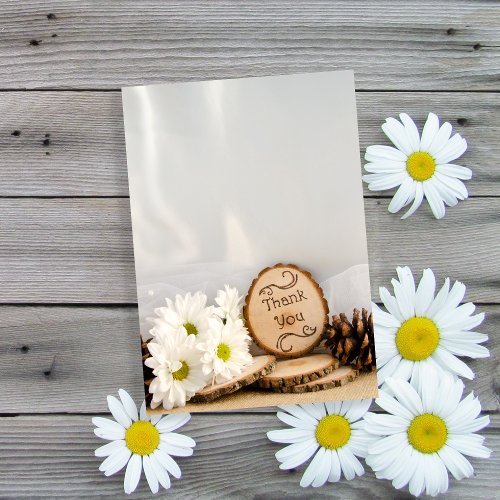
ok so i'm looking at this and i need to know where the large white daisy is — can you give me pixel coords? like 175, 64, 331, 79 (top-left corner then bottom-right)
363, 112, 470, 219
93, 389, 195, 494
197, 317, 253, 384
146, 330, 207, 410
364, 375, 491, 497
214, 285, 244, 322
150, 292, 214, 338
374, 267, 488, 387
267, 401, 375, 487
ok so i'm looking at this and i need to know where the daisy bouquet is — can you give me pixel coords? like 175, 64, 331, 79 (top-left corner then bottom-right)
144, 287, 254, 410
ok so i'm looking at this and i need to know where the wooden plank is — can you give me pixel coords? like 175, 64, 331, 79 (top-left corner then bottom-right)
0, 1, 498, 90
0, 305, 497, 413
1, 91, 499, 196
0, 198, 498, 303
0, 413, 498, 498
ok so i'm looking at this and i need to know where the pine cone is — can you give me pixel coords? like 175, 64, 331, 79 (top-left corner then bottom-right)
323, 308, 376, 372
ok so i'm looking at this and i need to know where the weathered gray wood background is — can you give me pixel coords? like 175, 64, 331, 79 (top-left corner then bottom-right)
0, 1, 498, 498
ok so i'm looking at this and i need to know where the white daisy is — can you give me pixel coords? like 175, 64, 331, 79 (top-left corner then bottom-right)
146, 330, 207, 409
93, 389, 195, 495
214, 285, 244, 322
267, 401, 375, 488
150, 292, 214, 338
197, 317, 253, 384
374, 267, 488, 387
363, 112, 470, 219
364, 375, 491, 497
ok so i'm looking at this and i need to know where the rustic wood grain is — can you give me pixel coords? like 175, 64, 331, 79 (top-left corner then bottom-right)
0, 413, 498, 498
0, 305, 497, 413
0, 1, 498, 90
0, 198, 497, 303
1, 91, 498, 196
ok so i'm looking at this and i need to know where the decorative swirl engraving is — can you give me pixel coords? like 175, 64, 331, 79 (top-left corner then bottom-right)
259, 270, 298, 296
276, 325, 317, 353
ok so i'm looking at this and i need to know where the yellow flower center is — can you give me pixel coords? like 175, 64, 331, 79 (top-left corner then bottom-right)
216, 342, 231, 362
315, 415, 351, 450
408, 414, 448, 454
183, 322, 198, 335
396, 317, 440, 361
172, 361, 189, 381
125, 421, 160, 456
406, 151, 436, 181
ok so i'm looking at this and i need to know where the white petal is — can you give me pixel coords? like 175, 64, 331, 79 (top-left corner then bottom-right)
401, 181, 424, 218
438, 445, 474, 480
156, 413, 191, 433
408, 453, 426, 497
364, 172, 407, 191
99, 447, 132, 476
279, 440, 319, 470
299, 403, 325, 421
420, 113, 440, 152
338, 446, 364, 480
434, 134, 467, 164
379, 287, 405, 322
142, 455, 159, 494
376, 355, 403, 385
415, 268, 436, 316
107, 396, 132, 429
375, 392, 414, 420
118, 389, 139, 422
368, 433, 407, 455
447, 435, 491, 458
278, 405, 319, 425
159, 432, 196, 448
383, 118, 414, 156
423, 181, 445, 219
436, 163, 472, 180
388, 178, 415, 213
276, 440, 315, 462
385, 378, 423, 415
372, 302, 400, 328
139, 401, 148, 421
300, 448, 326, 488
364, 160, 406, 173
124, 454, 142, 495
153, 449, 182, 479
365, 144, 407, 162
344, 399, 372, 423
434, 172, 468, 200
277, 411, 316, 431
425, 277, 451, 319
158, 440, 194, 457
328, 450, 342, 482
149, 453, 171, 490
364, 413, 410, 435
432, 348, 474, 379
439, 339, 489, 358
267, 428, 313, 444
400, 113, 421, 152
427, 121, 452, 157
95, 439, 126, 457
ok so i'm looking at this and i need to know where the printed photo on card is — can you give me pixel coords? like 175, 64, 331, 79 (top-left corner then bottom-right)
122, 70, 378, 414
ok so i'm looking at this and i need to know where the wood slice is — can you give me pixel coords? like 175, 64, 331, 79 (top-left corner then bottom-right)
256, 353, 338, 390
190, 355, 276, 403
275, 366, 359, 393
243, 264, 329, 358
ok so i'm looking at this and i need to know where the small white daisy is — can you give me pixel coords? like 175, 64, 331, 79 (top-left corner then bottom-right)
267, 401, 375, 488
197, 317, 253, 384
364, 375, 491, 497
214, 285, 244, 322
374, 267, 488, 386
93, 389, 195, 495
363, 112, 470, 219
150, 292, 214, 338
146, 330, 208, 409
